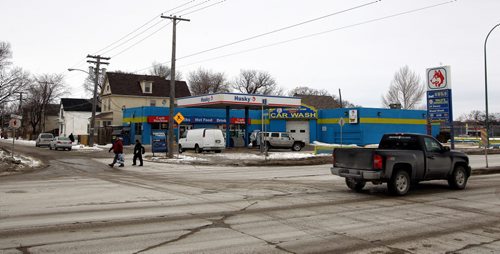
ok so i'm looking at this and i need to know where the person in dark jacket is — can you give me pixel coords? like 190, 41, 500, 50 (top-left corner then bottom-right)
108, 137, 124, 167
69, 133, 75, 143
132, 139, 145, 166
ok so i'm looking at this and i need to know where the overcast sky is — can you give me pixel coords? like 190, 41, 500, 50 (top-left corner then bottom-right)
2, 0, 500, 119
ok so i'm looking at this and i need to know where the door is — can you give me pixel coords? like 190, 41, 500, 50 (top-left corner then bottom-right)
423, 137, 451, 178
286, 120, 309, 144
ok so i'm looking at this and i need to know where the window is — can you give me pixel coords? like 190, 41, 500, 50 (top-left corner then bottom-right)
271, 133, 279, 138
282, 133, 290, 138
143, 81, 153, 93
135, 123, 142, 135
300, 130, 306, 133
290, 130, 296, 133
424, 137, 442, 153
150, 100, 156, 107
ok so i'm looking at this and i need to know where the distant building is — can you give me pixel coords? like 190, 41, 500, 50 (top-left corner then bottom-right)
98, 72, 191, 126
58, 98, 100, 136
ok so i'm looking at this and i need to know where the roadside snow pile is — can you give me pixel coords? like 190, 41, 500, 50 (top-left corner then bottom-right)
312, 141, 359, 148
206, 151, 328, 160
0, 149, 41, 176
149, 154, 209, 164
71, 144, 109, 152
0, 138, 36, 146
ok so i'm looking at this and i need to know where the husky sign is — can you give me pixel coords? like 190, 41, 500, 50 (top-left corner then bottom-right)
427, 66, 451, 90
426, 66, 453, 125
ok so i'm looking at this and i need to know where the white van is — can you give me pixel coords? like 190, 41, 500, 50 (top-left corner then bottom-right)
178, 128, 225, 153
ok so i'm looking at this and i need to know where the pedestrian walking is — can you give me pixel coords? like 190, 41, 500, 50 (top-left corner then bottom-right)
132, 139, 145, 166
69, 133, 75, 143
108, 136, 124, 167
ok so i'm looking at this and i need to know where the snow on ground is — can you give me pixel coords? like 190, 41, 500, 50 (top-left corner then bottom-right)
0, 149, 41, 176
0, 137, 108, 151
311, 141, 359, 148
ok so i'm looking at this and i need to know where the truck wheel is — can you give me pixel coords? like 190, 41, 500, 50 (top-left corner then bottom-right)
215, 150, 222, 153
292, 142, 303, 151
265, 142, 271, 152
345, 178, 366, 192
448, 165, 468, 190
195, 145, 201, 154
388, 170, 410, 196
178, 145, 183, 154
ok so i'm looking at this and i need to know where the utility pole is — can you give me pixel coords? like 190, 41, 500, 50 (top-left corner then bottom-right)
87, 55, 110, 147
161, 15, 190, 158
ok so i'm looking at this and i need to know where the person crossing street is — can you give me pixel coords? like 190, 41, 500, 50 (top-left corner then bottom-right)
132, 139, 145, 166
108, 136, 124, 168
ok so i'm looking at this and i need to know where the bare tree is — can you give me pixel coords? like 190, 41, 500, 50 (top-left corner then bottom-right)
382, 65, 426, 109
24, 74, 67, 135
149, 62, 182, 80
232, 69, 283, 95
288, 86, 330, 97
82, 70, 106, 98
0, 41, 31, 105
188, 68, 230, 95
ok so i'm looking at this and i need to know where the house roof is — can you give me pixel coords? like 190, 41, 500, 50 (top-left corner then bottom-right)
61, 98, 100, 112
45, 104, 60, 116
105, 72, 191, 98
294, 94, 340, 109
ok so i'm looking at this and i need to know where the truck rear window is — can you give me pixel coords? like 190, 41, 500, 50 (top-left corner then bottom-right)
379, 135, 420, 150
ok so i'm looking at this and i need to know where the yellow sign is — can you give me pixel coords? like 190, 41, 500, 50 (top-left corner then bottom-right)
174, 112, 185, 124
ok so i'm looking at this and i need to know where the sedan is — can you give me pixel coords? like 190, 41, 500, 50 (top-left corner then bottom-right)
49, 136, 73, 151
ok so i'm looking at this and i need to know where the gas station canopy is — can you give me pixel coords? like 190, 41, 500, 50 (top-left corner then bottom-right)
177, 93, 301, 109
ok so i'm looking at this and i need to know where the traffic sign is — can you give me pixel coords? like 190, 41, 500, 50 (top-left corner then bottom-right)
9, 118, 21, 129
338, 118, 345, 127
174, 112, 185, 124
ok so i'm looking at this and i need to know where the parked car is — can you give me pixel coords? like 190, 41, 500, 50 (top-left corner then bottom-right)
178, 128, 225, 153
49, 136, 73, 151
35, 133, 54, 147
331, 133, 471, 196
260, 131, 305, 151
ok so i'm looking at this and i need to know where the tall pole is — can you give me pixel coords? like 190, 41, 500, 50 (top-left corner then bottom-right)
161, 15, 190, 158
338, 88, 343, 108
87, 55, 110, 147
483, 23, 500, 168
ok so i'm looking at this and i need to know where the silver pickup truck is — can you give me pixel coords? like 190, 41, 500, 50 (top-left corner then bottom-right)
331, 133, 471, 195
250, 131, 305, 151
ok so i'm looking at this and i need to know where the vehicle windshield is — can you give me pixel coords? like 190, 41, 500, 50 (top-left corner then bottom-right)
379, 135, 420, 150
41, 134, 53, 138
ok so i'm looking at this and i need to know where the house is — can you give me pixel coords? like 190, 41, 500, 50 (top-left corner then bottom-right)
58, 98, 100, 136
97, 72, 191, 126
42, 104, 60, 134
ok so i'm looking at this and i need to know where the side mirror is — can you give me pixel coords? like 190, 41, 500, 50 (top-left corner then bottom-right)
443, 146, 450, 152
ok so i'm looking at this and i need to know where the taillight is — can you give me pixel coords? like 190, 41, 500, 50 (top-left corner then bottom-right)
373, 154, 383, 170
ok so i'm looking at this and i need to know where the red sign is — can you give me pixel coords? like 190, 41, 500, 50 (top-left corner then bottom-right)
230, 118, 249, 124
147, 116, 169, 123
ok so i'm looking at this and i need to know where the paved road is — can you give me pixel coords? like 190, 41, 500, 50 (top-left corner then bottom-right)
1, 144, 500, 253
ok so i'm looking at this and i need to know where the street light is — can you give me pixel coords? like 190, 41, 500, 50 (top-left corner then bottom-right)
484, 23, 500, 159
67, 67, 97, 147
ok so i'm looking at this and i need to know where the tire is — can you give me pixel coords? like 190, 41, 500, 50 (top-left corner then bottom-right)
215, 150, 222, 153
178, 145, 183, 154
388, 170, 411, 196
68, 148, 72, 151
195, 145, 201, 154
292, 142, 303, 151
448, 165, 468, 190
265, 142, 271, 152
345, 178, 366, 192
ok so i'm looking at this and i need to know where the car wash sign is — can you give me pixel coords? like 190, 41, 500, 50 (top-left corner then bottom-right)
426, 66, 453, 124
269, 105, 317, 119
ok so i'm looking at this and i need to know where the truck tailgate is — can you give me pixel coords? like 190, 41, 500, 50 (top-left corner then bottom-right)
334, 148, 376, 170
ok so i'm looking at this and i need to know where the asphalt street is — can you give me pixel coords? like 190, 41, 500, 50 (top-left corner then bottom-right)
1, 144, 500, 253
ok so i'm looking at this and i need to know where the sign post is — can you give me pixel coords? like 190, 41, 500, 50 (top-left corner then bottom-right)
338, 117, 345, 148
174, 112, 185, 158
9, 116, 22, 158
481, 128, 489, 168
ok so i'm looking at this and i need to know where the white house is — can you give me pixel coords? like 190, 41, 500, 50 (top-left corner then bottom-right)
58, 98, 100, 136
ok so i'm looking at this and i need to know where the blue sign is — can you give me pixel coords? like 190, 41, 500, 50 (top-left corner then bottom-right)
151, 132, 167, 153
269, 104, 318, 119
427, 89, 453, 124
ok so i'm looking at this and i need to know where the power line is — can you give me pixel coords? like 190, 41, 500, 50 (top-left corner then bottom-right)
179, 0, 226, 16
94, 0, 197, 55
175, 0, 213, 16
68, 0, 197, 70
176, 0, 380, 61
133, 0, 380, 73
111, 21, 172, 59
176, 0, 457, 69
